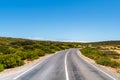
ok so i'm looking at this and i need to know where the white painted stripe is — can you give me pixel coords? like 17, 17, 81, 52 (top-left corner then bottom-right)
65, 52, 69, 80
13, 55, 53, 80
78, 51, 117, 80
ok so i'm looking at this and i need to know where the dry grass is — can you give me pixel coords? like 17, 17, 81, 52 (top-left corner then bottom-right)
96, 46, 120, 73
100, 46, 120, 54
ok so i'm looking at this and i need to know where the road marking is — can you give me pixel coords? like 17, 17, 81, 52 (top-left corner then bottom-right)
65, 52, 69, 80
78, 51, 117, 80
13, 55, 53, 80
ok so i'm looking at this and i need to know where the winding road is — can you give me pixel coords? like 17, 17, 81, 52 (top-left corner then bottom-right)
14, 49, 119, 80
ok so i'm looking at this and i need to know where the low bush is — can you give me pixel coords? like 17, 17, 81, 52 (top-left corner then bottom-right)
96, 57, 120, 68
81, 47, 120, 68
81, 47, 102, 60
26, 51, 39, 61
47, 49, 56, 54
1, 54, 24, 68
102, 51, 120, 59
112, 56, 120, 59
0, 64, 4, 72
15, 51, 27, 60
34, 49, 45, 56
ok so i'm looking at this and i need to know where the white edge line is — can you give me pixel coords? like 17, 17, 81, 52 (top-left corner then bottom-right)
78, 51, 116, 80
13, 55, 53, 80
65, 52, 69, 80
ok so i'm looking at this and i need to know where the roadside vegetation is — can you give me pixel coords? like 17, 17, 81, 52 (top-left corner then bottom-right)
0, 37, 81, 72
86, 41, 120, 46
81, 47, 120, 68
1, 37, 120, 72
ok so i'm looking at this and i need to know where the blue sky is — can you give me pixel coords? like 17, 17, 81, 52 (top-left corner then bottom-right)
0, 0, 120, 42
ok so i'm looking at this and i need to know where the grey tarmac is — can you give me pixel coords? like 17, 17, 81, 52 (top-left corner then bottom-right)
14, 49, 120, 80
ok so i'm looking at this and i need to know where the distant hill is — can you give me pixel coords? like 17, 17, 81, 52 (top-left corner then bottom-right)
86, 41, 120, 46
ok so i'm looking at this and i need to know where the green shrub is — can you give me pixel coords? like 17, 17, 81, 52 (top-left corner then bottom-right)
34, 49, 45, 56
47, 49, 56, 54
81, 47, 120, 68
2, 54, 24, 68
59, 46, 68, 50
0, 46, 16, 54
26, 52, 39, 61
0, 45, 9, 54
0, 64, 4, 72
0, 52, 3, 55
96, 57, 120, 68
102, 51, 120, 59
81, 47, 102, 60
15, 51, 27, 60
96, 57, 111, 66
112, 56, 120, 59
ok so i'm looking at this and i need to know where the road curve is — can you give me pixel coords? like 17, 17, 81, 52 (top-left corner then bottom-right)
14, 49, 119, 80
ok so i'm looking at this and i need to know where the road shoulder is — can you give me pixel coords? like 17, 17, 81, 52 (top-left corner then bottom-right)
77, 50, 120, 79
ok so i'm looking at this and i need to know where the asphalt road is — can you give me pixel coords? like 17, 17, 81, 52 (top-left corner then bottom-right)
14, 49, 119, 80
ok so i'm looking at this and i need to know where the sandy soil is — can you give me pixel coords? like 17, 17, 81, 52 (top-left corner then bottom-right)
100, 46, 120, 54
113, 50, 120, 54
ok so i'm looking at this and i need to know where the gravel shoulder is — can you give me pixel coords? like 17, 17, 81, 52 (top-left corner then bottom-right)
0, 54, 54, 80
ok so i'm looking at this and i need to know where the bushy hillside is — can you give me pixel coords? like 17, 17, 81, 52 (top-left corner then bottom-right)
87, 41, 120, 46
0, 37, 81, 71
81, 47, 120, 68
81, 41, 120, 72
